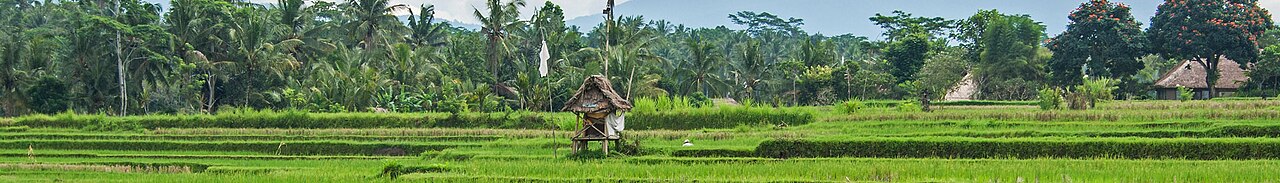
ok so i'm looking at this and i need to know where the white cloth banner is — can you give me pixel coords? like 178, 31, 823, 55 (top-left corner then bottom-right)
538, 40, 550, 77
606, 113, 625, 136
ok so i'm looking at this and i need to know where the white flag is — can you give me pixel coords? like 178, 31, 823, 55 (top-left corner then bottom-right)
538, 40, 550, 77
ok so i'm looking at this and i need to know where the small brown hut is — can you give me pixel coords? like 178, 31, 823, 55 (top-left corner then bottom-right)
562, 75, 631, 154
1153, 59, 1249, 100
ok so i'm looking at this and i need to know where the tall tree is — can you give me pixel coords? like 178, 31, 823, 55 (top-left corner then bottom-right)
870, 10, 955, 41
345, 0, 408, 50
883, 29, 931, 83
959, 10, 1048, 100
407, 4, 448, 48
1048, 0, 1147, 86
1255, 45, 1280, 96
728, 11, 805, 36
474, 0, 526, 84
1147, 0, 1273, 98
731, 40, 769, 99
679, 33, 724, 96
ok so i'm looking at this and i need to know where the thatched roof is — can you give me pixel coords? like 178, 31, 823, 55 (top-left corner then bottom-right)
1153, 59, 1249, 89
561, 75, 632, 113
944, 73, 976, 101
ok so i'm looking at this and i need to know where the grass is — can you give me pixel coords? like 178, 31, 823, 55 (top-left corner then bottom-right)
1, 100, 1279, 181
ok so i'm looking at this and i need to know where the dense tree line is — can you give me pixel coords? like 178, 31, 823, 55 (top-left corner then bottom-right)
0, 0, 1276, 116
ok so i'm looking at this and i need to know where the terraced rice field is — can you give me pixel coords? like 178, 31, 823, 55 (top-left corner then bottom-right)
3, 100, 1280, 182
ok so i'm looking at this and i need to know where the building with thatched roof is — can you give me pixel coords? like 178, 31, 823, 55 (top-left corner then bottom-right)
562, 75, 631, 154
1153, 59, 1249, 100
944, 73, 976, 101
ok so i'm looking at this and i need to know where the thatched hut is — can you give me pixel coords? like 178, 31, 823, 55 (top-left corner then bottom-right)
562, 75, 631, 154
1153, 59, 1249, 100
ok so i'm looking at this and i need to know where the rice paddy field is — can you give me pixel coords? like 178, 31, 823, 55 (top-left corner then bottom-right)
4, 100, 1280, 182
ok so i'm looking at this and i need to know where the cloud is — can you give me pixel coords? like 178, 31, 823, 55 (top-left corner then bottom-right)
405, 0, 629, 25
1262, 0, 1280, 19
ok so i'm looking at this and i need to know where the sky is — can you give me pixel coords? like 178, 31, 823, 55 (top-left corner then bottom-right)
146, 0, 1280, 40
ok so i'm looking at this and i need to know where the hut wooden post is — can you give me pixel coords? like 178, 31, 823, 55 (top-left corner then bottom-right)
601, 140, 609, 156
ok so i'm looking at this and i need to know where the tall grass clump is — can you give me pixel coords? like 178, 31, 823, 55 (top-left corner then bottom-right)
632, 96, 700, 114
1065, 77, 1118, 110
834, 100, 864, 114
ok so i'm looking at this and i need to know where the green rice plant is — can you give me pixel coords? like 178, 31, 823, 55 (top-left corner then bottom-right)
0, 118, 13, 126
885, 124, 1280, 138
825, 107, 1280, 122
631, 97, 659, 114
629, 106, 814, 130
669, 148, 756, 157
1097, 100, 1280, 110
0, 140, 464, 155
11, 110, 557, 130
756, 137, 1280, 160
0, 126, 29, 132
378, 161, 449, 179
634, 96, 698, 114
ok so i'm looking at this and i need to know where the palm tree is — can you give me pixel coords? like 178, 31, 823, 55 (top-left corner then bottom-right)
578, 16, 663, 99
278, 0, 305, 39
732, 40, 769, 100
408, 5, 448, 48
474, 0, 526, 84
345, 0, 408, 50
679, 33, 726, 96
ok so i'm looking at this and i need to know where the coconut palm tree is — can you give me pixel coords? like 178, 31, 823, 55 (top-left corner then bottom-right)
344, 0, 408, 50
474, 0, 526, 84
408, 5, 448, 48
678, 33, 726, 96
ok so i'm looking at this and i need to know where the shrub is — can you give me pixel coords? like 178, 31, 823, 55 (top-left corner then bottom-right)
1038, 87, 1063, 110
24, 76, 70, 114
834, 100, 864, 114
629, 106, 814, 130
690, 92, 713, 108
1066, 77, 1119, 110
1177, 85, 1193, 101
896, 101, 921, 112
756, 137, 1280, 160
